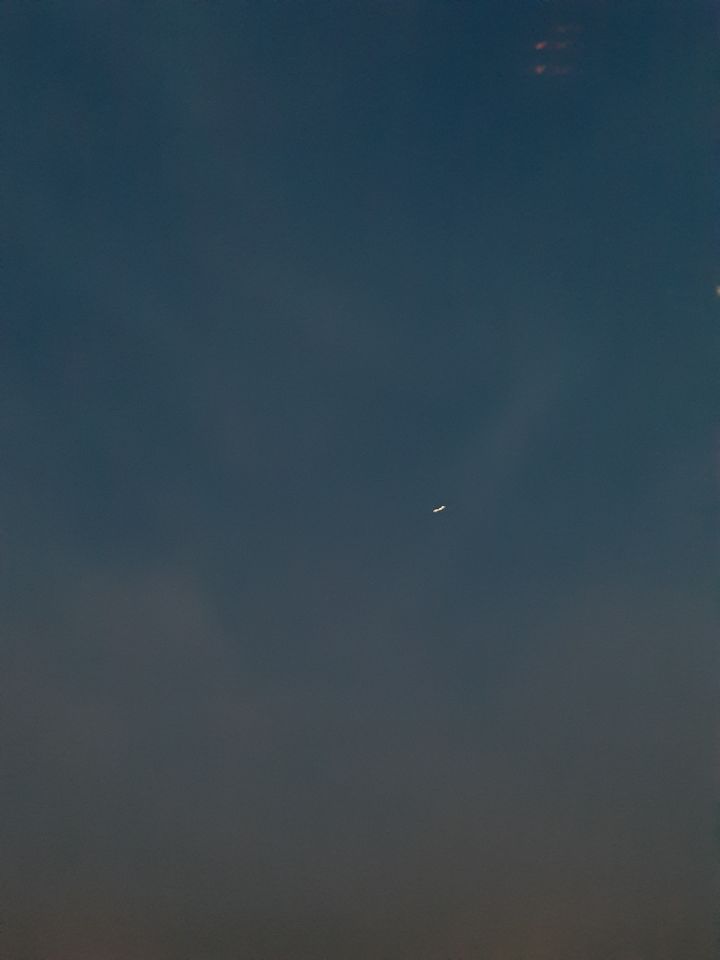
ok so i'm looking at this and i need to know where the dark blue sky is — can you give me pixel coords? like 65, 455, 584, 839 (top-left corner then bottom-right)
2, 3, 717, 958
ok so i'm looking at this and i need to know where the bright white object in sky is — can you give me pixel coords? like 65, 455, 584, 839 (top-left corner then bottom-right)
432, 505, 446, 513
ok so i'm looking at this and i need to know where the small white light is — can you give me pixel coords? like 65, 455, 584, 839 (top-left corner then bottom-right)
432, 505, 446, 513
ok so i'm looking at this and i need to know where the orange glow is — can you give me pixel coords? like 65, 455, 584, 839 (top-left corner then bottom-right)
534, 40, 548, 50
534, 64, 547, 74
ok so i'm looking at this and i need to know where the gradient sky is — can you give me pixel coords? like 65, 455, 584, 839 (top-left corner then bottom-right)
2, 2, 717, 958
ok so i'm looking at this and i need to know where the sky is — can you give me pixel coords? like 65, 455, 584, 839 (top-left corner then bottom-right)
1, 2, 717, 958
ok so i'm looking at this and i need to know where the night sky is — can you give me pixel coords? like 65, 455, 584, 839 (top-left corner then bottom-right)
2, 2, 717, 958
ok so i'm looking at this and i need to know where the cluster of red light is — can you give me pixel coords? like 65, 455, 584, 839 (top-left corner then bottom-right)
531, 23, 582, 77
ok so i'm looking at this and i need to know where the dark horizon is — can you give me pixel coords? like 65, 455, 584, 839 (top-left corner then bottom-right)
2, 2, 717, 958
